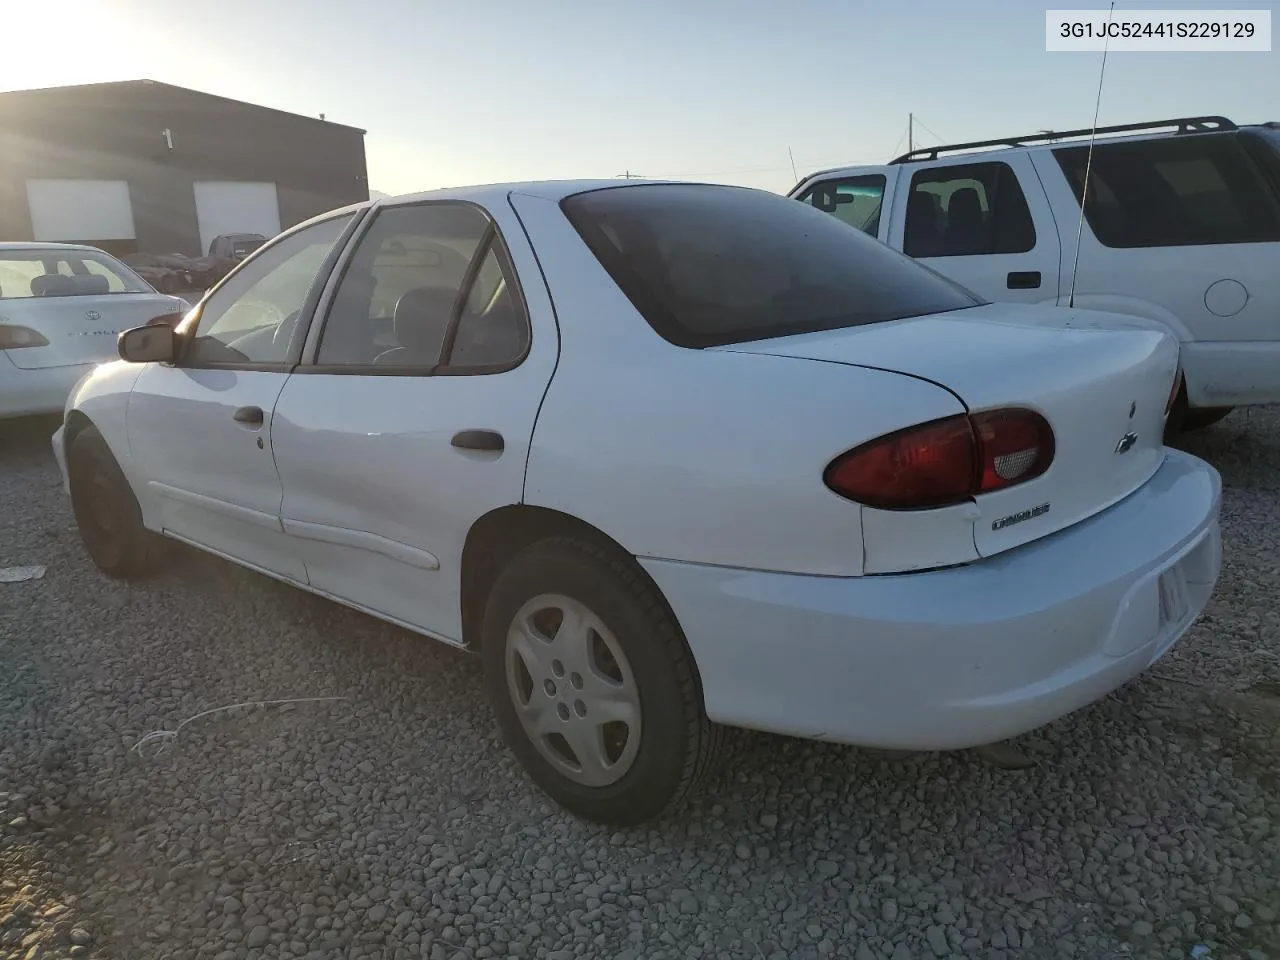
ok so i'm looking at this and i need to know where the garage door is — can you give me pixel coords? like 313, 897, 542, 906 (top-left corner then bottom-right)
26, 179, 137, 242
193, 181, 281, 256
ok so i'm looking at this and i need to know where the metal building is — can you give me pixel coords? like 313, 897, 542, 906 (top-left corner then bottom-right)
0, 79, 368, 258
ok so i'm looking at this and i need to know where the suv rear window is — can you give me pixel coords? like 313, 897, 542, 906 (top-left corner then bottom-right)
561, 184, 981, 349
1055, 134, 1280, 248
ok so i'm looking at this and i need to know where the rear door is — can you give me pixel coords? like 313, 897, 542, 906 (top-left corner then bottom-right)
791, 168, 901, 243
1036, 132, 1280, 406
271, 196, 558, 644
885, 153, 1062, 303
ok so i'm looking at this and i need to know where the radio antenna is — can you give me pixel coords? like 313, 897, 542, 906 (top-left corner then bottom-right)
1068, 0, 1115, 309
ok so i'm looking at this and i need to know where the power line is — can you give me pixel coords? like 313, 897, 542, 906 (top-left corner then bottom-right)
641, 155, 879, 180
911, 116, 948, 146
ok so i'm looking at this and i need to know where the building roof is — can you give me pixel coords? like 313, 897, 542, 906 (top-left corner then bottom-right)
0, 79, 366, 134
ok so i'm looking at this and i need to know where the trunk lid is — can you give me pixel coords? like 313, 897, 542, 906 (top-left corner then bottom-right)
2, 293, 189, 369
717, 301, 1180, 558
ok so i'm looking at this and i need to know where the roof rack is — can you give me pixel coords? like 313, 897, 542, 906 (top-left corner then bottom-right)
890, 115, 1237, 164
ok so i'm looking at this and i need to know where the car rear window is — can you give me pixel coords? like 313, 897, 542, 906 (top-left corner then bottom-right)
1054, 133, 1280, 248
561, 183, 982, 349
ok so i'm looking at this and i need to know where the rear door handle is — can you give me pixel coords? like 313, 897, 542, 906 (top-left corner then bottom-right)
1007, 270, 1042, 290
233, 405, 264, 426
451, 429, 504, 452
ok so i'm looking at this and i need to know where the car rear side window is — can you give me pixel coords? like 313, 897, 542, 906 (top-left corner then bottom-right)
561, 184, 980, 350
1054, 134, 1280, 248
795, 175, 887, 236
903, 162, 1037, 258
315, 202, 529, 373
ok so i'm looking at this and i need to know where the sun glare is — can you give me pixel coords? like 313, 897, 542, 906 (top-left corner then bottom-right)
0, 0, 219, 94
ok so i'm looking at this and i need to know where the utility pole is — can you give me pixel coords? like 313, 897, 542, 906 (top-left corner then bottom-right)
908, 113, 913, 153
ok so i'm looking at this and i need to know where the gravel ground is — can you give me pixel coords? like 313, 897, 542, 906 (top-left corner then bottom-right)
1, 409, 1278, 960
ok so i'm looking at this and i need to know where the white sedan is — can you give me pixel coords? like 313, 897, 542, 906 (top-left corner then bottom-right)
0, 242, 191, 419
51, 182, 1222, 825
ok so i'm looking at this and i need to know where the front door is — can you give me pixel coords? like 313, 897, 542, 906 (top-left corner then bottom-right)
886, 153, 1062, 304
791, 168, 899, 243
126, 212, 359, 579
271, 198, 558, 643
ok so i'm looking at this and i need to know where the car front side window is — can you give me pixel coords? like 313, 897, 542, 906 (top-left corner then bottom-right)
797, 175, 888, 236
182, 214, 354, 368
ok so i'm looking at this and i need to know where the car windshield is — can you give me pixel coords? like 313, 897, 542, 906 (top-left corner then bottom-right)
561, 183, 982, 348
0, 249, 152, 299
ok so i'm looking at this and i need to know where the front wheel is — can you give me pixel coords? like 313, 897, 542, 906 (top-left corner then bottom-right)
68, 426, 162, 578
481, 537, 723, 825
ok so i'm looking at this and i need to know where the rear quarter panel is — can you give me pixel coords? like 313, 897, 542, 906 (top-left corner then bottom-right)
510, 191, 967, 576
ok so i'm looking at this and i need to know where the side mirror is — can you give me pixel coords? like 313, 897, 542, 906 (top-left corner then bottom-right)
118, 324, 177, 364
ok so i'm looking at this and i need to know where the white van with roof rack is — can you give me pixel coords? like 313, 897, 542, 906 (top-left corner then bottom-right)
789, 116, 1280, 433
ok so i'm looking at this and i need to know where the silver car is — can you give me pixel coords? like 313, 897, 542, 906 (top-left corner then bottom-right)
0, 242, 190, 419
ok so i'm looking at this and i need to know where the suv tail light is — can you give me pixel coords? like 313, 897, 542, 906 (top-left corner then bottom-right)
0, 324, 50, 350
824, 409, 1055, 510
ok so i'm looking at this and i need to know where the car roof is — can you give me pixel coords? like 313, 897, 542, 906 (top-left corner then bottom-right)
369, 179, 704, 207
0, 241, 107, 253
803, 121, 1277, 181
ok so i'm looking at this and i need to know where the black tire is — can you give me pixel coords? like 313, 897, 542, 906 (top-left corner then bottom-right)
68, 426, 161, 578
1164, 388, 1234, 441
481, 537, 724, 825
1180, 406, 1233, 432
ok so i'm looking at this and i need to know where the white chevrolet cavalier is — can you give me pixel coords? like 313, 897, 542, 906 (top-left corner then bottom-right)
52, 181, 1223, 825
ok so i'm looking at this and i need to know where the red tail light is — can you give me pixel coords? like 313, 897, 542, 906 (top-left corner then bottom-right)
824, 409, 1055, 510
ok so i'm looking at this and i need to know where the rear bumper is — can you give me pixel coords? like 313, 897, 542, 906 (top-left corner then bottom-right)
1181, 340, 1280, 407
0, 359, 97, 419
641, 449, 1221, 751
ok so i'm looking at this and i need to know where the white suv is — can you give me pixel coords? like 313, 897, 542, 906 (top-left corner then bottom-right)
790, 116, 1280, 432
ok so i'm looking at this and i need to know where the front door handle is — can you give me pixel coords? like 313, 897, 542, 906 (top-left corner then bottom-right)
233, 405, 264, 426
1007, 270, 1042, 290
451, 429, 504, 452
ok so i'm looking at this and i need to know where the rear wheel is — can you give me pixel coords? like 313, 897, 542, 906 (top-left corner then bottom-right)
1180, 406, 1233, 432
1164, 390, 1233, 441
481, 537, 723, 825
68, 426, 161, 578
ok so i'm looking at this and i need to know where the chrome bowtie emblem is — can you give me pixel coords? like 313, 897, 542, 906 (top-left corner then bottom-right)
84, 310, 101, 321
1115, 431, 1138, 454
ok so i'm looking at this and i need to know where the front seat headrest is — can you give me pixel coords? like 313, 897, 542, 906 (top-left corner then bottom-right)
392, 286, 459, 364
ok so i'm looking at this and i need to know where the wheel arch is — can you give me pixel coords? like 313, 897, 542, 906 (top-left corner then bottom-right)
460, 504, 707, 695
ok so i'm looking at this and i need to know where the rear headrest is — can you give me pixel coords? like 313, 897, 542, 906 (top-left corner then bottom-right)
71, 274, 110, 295
31, 274, 73, 297
948, 187, 984, 228
393, 286, 458, 363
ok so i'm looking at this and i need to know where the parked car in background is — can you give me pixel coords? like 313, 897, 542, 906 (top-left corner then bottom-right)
791, 116, 1280, 433
54, 183, 1220, 825
122, 253, 195, 293
208, 233, 267, 261
0, 242, 190, 418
